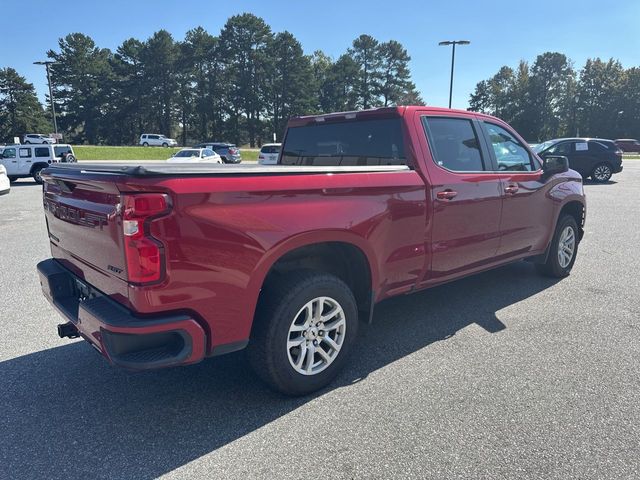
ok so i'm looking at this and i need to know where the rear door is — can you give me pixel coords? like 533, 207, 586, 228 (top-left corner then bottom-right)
479, 121, 553, 257
18, 147, 33, 173
418, 113, 503, 280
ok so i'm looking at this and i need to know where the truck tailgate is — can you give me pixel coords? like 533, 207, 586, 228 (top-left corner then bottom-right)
42, 173, 129, 299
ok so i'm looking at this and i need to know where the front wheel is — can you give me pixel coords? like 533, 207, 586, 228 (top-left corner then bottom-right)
248, 271, 359, 395
591, 163, 612, 183
162, 143, 168, 147
142, 142, 149, 147
536, 215, 579, 277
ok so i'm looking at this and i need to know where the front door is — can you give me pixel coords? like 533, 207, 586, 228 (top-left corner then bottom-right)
1, 147, 18, 176
418, 114, 503, 281
480, 121, 554, 257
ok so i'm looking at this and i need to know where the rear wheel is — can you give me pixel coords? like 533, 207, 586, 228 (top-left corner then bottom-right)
248, 271, 359, 396
24, 141, 31, 144
536, 215, 579, 277
142, 142, 149, 147
591, 163, 612, 183
162, 142, 168, 148
66, 154, 76, 163
32, 166, 45, 184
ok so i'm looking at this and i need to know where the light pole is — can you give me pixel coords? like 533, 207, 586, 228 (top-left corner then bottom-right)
33, 61, 58, 136
438, 40, 470, 109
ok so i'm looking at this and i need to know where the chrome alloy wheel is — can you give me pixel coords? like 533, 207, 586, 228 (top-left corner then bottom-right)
557, 225, 576, 268
287, 296, 346, 375
593, 164, 612, 182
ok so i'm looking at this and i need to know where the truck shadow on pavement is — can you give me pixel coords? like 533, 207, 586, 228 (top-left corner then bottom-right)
1, 261, 558, 479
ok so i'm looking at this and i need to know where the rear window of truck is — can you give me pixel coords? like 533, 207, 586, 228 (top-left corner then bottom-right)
281, 118, 407, 166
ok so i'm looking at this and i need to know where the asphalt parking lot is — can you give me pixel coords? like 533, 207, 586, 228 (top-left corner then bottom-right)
1, 164, 639, 480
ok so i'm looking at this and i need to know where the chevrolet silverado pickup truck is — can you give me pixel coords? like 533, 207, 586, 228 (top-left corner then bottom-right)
37, 106, 586, 395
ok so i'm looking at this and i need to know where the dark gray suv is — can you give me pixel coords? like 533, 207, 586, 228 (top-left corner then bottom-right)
194, 142, 242, 163
533, 138, 623, 182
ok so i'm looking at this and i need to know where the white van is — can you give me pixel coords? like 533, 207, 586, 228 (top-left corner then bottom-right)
0, 144, 63, 183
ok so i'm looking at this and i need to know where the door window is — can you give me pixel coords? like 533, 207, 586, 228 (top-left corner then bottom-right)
483, 123, 535, 171
19, 148, 31, 158
422, 117, 485, 171
2, 148, 16, 158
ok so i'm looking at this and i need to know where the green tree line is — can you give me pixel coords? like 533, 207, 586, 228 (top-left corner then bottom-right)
469, 52, 640, 142
0, 13, 422, 145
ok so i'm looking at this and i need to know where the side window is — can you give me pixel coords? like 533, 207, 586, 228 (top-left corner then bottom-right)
548, 142, 572, 155
422, 117, 485, 171
588, 142, 606, 152
483, 122, 535, 172
19, 148, 31, 158
574, 141, 588, 152
204, 149, 214, 156
35, 147, 50, 158
3, 148, 16, 158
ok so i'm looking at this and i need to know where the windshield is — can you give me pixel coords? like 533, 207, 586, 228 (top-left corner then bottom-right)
174, 149, 199, 158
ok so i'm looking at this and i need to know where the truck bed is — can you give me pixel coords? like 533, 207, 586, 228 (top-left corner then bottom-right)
45, 162, 410, 177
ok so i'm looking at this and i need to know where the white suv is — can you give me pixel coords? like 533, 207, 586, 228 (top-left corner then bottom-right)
24, 133, 56, 144
139, 134, 178, 147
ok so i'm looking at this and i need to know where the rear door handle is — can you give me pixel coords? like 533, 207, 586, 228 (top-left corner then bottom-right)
436, 189, 458, 200
504, 184, 519, 194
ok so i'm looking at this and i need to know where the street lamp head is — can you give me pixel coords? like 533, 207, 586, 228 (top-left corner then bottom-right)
33, 60, 57, 65
438, 40, 471, 46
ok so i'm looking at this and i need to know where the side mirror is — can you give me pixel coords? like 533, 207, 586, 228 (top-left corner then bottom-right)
542, 155, 569, 176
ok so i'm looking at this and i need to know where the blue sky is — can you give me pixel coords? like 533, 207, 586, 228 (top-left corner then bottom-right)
2, 0, 639, 108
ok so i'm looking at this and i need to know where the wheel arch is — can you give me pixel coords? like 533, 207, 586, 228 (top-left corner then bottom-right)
248, 233, 379, 330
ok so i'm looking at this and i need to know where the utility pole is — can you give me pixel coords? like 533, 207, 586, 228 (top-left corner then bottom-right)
438, 40, 471, 109
33, 61, 58, 136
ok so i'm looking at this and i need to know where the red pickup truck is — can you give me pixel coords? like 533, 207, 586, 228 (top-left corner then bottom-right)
37, 106, 586, 395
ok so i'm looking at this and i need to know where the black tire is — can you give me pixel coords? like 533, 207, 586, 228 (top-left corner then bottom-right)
24, 140, 31, 144
32, 166, 45, 184
42, 141, 49, 144
536, 215, 579, 278
247, 271, 359, 396
66, 154, 76, 163
591, 162, 612, 183
142, 142, 149, 147
162, 142, 168, 147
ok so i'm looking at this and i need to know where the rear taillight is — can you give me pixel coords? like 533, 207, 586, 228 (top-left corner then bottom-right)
259, 154, 265, 159
122, 193, 170, 284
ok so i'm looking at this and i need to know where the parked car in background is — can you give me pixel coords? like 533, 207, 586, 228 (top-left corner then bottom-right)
614, 139, 640, 153
194, 142, 241, 163
167, 148, 222, 163
54, 144, 76, 162
533, 138, 623, 182
0, 164, 10, 195
139, 134, 178, 147
24, 133, 56, 144
258, 143, 281, 164
37, 106, 586, 395
0, 144, 61, 183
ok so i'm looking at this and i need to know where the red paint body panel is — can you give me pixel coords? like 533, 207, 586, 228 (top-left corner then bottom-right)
40, 106, 586, 363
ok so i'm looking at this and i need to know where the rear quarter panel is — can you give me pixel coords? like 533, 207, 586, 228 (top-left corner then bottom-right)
121, 170, 427, 350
